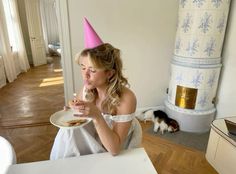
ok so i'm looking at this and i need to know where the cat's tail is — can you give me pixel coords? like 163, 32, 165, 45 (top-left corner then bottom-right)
135, 109, 154, 122
143, 109, 155, 123
141, 109, 153, 114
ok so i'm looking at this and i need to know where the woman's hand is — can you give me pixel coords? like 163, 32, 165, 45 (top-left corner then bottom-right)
68, 98, 80, 111
69, 100, 101, 119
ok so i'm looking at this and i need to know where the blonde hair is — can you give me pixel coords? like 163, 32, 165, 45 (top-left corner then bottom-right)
76, 43, 129, 114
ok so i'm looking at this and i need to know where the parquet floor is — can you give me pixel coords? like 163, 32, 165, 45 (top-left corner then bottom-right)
0, 56, 64, 128
0, 57, 217, 173
0, 56, 63, 162
141, 122, 217, 174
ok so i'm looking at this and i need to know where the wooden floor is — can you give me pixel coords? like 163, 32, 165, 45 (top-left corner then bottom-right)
0, 56, 64, 128
141, 122, 217, 174
0, 57, 217, 174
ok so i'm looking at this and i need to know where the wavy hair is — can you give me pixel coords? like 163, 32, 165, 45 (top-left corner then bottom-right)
76, 43, 129, 114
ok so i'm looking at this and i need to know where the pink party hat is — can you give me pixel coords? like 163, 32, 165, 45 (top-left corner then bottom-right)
84, 18, 103, 48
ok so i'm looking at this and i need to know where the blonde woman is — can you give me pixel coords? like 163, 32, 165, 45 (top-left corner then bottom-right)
50, 19, 142, 160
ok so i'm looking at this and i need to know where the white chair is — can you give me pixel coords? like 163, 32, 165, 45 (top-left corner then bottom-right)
122, 118, 143, 150
0, 136, 16, 174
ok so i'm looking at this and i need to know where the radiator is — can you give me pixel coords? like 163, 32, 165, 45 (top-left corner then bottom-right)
12, 51, 21, 76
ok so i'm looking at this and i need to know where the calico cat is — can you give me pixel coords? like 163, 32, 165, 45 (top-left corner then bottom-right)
152, 110, 179, 134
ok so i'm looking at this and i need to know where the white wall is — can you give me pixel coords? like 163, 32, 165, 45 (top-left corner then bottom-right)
67, 0, 178, 108
216, 0, 236, 118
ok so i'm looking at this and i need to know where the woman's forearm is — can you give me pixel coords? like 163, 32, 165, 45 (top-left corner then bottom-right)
93, 115, 122, 155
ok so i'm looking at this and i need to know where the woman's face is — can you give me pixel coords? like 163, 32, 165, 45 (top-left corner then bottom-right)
79, 55, 109, 89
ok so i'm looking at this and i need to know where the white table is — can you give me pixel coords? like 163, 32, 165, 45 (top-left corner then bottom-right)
6, 148, 157, 174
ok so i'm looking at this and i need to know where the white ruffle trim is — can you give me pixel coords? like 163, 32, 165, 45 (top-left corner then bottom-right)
102, 113, 135, 122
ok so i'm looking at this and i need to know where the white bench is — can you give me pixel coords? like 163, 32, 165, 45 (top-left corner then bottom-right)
206, 117, 236, 174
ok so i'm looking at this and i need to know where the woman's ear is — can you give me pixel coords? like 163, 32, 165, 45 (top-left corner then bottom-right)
107, 69, 115, 80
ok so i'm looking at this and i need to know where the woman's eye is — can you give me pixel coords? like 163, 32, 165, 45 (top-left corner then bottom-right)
90, 69, 96, 73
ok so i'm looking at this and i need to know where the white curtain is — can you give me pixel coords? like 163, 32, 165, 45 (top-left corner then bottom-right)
40, 0, 49, 54
40, 0, 59, 52
9, 0, 30, 72
0, 0, 17, 83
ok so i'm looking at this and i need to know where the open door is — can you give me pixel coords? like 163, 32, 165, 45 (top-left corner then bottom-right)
25, 0, 46, 66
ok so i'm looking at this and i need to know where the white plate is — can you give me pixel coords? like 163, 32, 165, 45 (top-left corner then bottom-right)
50, 109, 92, 129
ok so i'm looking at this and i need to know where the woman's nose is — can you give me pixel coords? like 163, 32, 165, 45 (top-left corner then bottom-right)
84, 69, 90, 78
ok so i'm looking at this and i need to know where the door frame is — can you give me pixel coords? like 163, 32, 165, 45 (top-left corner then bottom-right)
24, 0, 47, 66
55, 0, 74, 103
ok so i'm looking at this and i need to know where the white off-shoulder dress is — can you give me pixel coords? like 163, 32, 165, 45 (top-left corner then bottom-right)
50, 113, 142, 160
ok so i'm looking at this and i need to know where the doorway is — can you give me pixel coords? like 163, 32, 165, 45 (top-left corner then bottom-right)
0, 0, 64, 128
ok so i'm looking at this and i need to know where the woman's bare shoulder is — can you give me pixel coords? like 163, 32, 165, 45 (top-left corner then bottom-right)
116, 87, 136, 115
122, 87, 136, 101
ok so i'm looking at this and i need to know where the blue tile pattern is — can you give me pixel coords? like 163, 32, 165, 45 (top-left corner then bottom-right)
182, 13, 192, 33
186, 39, 199, 56
191, 70, 203, 88
212, 0, 223, 8
204, 38, 216, 56
193, 0, 206, 8
199, 12, 212, 33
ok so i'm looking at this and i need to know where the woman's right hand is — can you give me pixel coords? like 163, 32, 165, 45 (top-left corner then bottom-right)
69, 99, 102, 120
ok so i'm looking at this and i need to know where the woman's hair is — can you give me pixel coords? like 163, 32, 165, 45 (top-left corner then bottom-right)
76, 43, 129, 114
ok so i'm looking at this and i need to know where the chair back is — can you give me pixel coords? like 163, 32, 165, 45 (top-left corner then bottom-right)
123, 118, 143, 149
0, 136, 16, 173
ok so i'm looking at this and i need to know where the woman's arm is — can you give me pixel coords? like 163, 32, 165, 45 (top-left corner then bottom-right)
73, 87, 136, 155
93, 88, 136, 155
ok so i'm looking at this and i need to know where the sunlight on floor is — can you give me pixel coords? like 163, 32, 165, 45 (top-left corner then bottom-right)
39, 76, 64, 87
54, 68, 63, 72
20, 114, 33, 118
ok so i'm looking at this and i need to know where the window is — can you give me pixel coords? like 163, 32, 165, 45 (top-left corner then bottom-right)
2, 0, 17, 51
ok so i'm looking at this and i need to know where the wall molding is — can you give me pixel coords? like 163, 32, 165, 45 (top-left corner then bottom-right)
55, 0, 74, 103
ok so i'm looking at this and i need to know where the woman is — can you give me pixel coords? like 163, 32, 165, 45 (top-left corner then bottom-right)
50, 19, 142, 160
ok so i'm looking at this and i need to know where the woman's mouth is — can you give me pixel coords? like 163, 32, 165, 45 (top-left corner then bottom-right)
84, 80, 90, 86
84, 81, 95, 89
